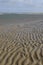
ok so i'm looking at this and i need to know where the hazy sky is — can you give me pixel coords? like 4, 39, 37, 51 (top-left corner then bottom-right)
0, 0, 43, 13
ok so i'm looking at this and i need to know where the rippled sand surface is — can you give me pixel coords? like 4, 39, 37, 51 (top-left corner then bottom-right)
0, 21, 43, 65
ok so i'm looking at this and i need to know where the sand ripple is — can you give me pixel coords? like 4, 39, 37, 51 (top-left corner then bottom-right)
0, 24, 43, 65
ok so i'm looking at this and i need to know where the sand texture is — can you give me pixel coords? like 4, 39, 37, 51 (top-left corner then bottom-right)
0, 21, 43, 65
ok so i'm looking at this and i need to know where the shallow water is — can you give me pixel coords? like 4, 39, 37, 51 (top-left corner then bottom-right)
0, 14, 43, 25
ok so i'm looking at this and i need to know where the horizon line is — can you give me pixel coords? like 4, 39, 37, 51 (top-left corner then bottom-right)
0, 12, 43, 15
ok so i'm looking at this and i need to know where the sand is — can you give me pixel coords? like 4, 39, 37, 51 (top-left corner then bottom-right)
0, 21, 43, 65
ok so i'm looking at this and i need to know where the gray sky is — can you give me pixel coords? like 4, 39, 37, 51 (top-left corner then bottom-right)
0, 0, 43, 13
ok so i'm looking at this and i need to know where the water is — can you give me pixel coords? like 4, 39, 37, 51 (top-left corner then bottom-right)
0, 14, 43, 25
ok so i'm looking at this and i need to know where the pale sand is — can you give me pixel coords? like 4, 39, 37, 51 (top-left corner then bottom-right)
0, 21, 43, 65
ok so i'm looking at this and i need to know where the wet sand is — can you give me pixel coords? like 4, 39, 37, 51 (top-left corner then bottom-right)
0, 14, 43, 65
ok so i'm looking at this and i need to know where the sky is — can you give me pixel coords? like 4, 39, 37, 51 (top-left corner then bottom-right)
0, 0, 43, 13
